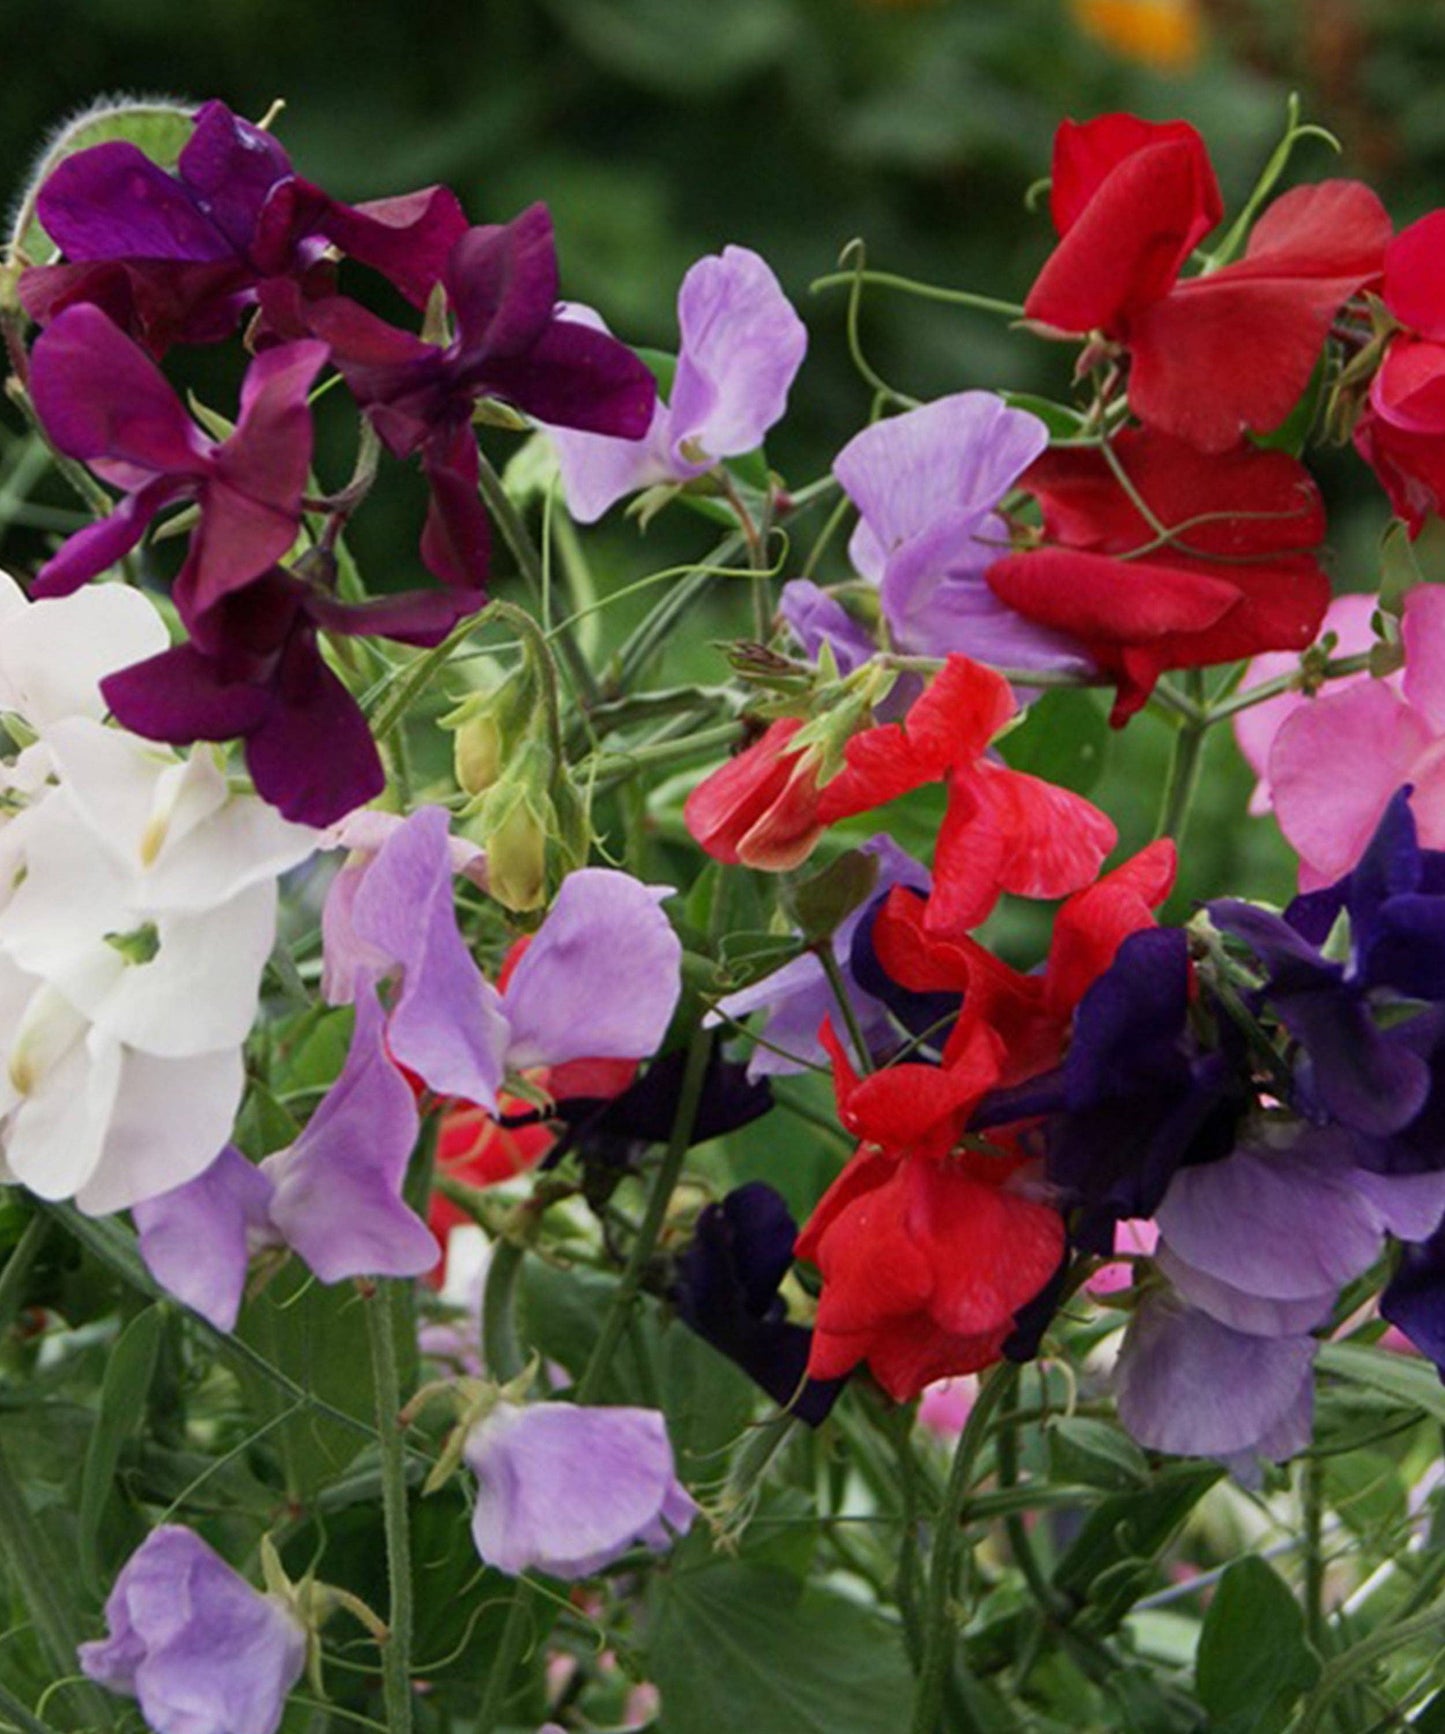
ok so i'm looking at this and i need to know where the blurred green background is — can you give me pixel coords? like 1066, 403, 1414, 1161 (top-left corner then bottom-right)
4, 0, 1443, 914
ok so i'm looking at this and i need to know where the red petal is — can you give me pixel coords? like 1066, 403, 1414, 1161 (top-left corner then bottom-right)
1046, 838, 1176, 1011
1385, 211, 1445, 342
988, 547, 1241, 645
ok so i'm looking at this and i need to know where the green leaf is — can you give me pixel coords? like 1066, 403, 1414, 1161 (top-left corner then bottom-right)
1195, 1557, 1320, 1733
1318, 1339, 1445, 1429
648, 1561, 914, 1733
1045, 1416, 1150, 1492
793, 848, 879, 943
998, 688, 1110, 796
78, 1305, 163, 1593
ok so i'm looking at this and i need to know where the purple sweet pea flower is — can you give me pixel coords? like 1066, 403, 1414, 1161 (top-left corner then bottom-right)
102, 562, 475, 826
28, 305, 325, 614
325, 807, 683, 1111
21, 99, 466, 355
463, 1400, 696, 1578
135, 992, 439, 1318
79, 1525, 306, 1734
833, 393, 1097, 677
547, 245, 807, 522
710, 835, 930, 1078
305, 205, 657, 588
778, 579, 879, 677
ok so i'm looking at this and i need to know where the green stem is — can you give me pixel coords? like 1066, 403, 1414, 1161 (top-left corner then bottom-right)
909, 1364, 1017, 1734
585, 720, 745, 788
474, 448, 600, 708
1156, 674, 1208, 845
0, 1443, 116, 1730
1297, 1607, 1445, 1734
0, 1213, 49, 1341
0, 1678, 56, 1734
365, 1285, 414, 1734
996, 1418, 1067, 1623
1203, 651, 1374, 726
474, 1586, 534, 1734
809, 268, 1025, 320
814, 941, 873, 1073
1302, 1451, 1328, 1654
576, 1026, 713, 1404
481, 1238, 526, 1383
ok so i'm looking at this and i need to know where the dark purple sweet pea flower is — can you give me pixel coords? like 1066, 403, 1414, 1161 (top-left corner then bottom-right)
1382, 1222, 1445, 1371
1212, 788, 1445, 1145
463, 1400, 696, 1578
102, 560, 474, 826
671, 1182, 844, 1424
1114, 1290, 1316, 1470
1036, 927, 1247, 1251
545, 245, 807, 523
28, 305, 325, 613
304, 205, 657, 588
79, 1525, 306, 1734
21, 99, 466, 355
133, 1144, 278, 1332
833, 394, 1098, 679
709, 836, 932, 1079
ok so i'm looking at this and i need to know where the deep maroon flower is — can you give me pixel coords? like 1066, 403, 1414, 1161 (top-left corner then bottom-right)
28, 304, 324, 614
20, 99, 466, 356
302, 205, 657, 589
102, 563, 470, 826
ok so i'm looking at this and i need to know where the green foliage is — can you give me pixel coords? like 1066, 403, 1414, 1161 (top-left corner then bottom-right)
1195, 1558, 1321, 1733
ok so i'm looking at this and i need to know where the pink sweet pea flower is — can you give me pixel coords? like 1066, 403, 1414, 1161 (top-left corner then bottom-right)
1261, 585, 1445, 887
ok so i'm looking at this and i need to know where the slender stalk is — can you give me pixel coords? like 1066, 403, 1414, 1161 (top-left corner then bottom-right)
0, 1444, 116, 1730
474, 1587, 533, 1734
1156, 673, 1208, 845
585, 720, 745, 788
1302, 1451, 1328, 1654
0, 1213, 48, 1341
909, 1364, 1017, 1734
809, 269, 1025, 320
814, 941, 873, 1073
364, 1285, 414, 1734
576, 1026, 713, 1405
1203, 651, 1373, 726
0, 1678, 56, 1734
481, 1238, 526, 1383
996, 1418, 1067, 1623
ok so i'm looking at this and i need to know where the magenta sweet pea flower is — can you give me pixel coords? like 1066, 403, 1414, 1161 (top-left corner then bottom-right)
21, 98, 466, 355
80, 1525, 306, 1734
28, 305, 325, 614
830, 393, 1097, 676
463, 1401, 696, 1578
547, 245, 806, 522
305, 205, 657, 588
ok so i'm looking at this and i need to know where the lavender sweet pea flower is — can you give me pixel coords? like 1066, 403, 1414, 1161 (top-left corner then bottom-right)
325, 808, 683, 1110
28, 305, 325, 615
778, 579, 879, 677
833, 394, 1096, 677
547, 246, 807, 523
79, 1526, 306, 1734
133, 1145, 278, 1332
103, 563, 476, 826
463, 1400, 696, 1578
21, 98, 466, 354
710, 836, 929, 1078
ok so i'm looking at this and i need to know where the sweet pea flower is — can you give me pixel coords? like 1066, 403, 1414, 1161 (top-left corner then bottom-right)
21, 98, 466, 355
546, 245, 807, 522
1256, 585, 1445, 887
463, 1401, 697, 1578
1025, 113, 1389, 452
818, 392, 1095, 676
80, 1525, 306, 1734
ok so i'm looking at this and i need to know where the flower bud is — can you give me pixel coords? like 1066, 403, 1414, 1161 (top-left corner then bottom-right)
442, 659, 542, 798
460, 740, 555, 912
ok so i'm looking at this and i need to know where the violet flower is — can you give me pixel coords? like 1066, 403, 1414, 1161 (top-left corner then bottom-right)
102, 562, 473, 826
306, 205, 657, 587
463, 1400, 696, 1578
824, 393, 1098, 676
21, 98, 466, 355
546, 244, 806, 523
79, 1525, 306, 1734
671, 1181, 844, 1424
28, 305, 325, 615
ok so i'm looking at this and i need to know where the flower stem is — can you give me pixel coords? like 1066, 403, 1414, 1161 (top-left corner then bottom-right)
474, 1585, 534, 1734
1156, 673, 1208, 845
909, 1363, 1017, 1734
364, 1284, 414, 1734
1302, 1450, 1327, 1653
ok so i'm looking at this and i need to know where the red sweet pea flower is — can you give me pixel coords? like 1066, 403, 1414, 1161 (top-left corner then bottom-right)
684, 718, 827, 869
988, 429, 1332, 724
816, 655, 1116, 933
795, 1142, 1065, 1400
1027, 113, 1390, 452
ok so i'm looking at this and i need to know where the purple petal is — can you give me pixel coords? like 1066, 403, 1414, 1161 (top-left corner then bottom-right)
836, 394, 1050, 584
502, 869, 682, 1070
38, 142, 232, 263
1154, 1243, 1333, 1337
419, 425, 492, 592
667, 246, 807, 462
33, 476, 184, 598
305, 584, 476, 648
133, 1146, 277, 1332
264, 990, 438, 1283
28, 304, 205, 475
242, 640, 384, 827
1349, 1164, 1445, 1242
79, 1525, 306, 1734
463, 1401, 696, 1579
1115, 1292, 1316, 1460
448, 206, 558, 361
103, 643, 275, 743
343, 807, 509, 1107
779, 579, 878, 676
482, 316, 658, 438
176, 101, 292, 256
317, 184, 469, 309
18, 257, 254, 355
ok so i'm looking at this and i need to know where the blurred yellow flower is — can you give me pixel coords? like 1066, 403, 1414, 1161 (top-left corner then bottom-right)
1069, 0, 1203, 71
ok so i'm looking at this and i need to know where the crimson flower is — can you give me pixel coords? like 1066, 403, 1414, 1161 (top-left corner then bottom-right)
683, 718, 828, 870
987, 429, 1333, 723
1026, 113, 1390, 452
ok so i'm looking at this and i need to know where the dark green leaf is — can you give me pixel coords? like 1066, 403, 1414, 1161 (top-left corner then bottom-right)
1318, 1340, 1445, 1430
78, 1305, 162, 1593
1046, 1417, 1150, 1492
998, 688, 1110, 796
1195, 1557, 1320, 1733
793, 848, 879, 943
